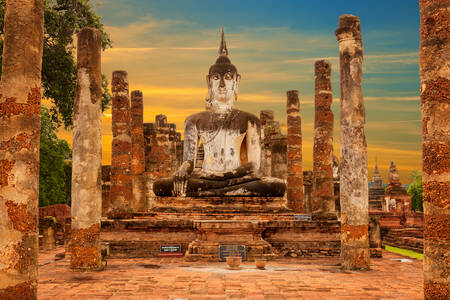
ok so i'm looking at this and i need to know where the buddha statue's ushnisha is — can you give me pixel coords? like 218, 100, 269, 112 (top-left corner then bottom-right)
153, 29, 285, 197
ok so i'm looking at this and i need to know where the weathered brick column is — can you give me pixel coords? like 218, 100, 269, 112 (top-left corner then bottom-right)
312, 60, 335, 217
260, 110, 274, 176
335, 15, 370, 270
0, 1, 44, 298
109, 71, 133, 218
286, 90, 303, 212
168, 123, 178, 172
130, 90, 146, 212
70, 28, 103, 270
419, 1, 450, 298
101, 165, 111, 217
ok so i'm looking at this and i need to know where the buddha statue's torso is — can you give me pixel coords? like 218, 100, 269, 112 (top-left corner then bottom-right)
187, 109, 260, 173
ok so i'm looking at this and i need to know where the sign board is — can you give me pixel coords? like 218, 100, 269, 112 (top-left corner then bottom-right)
294, 214, 312, 221
158, 244, 183, 257
219, 245, 246, 262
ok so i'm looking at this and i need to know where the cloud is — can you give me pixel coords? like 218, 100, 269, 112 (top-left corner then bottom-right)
364, 96, 419, 101
282, 57, 338, 64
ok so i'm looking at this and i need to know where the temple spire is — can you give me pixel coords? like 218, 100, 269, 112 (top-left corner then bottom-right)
219, 27, 228, 56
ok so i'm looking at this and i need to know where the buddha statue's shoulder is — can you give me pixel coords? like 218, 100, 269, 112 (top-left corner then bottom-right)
184, 111, 211, 124
232, 109, 261, 128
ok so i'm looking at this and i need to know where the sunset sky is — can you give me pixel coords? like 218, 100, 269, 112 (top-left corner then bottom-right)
57, 0, 422, 184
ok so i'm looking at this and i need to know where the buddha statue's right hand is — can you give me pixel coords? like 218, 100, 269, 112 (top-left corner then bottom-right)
173, 161, 193, 196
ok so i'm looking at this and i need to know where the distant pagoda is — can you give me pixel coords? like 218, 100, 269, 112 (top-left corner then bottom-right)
369, 159, 385, 211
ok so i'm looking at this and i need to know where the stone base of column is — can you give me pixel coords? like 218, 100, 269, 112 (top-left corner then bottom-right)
0, 281, 37, 300
424, 282, 450, 300
341, 224, 370, 270
341, 246, 370, 270
70, 224, 102, 270
424, 239, 450, 299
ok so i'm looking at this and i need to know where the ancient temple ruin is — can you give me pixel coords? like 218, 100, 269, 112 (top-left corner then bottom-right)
369, 160, 385, 210
2, 1, 447, 297
100, 30, 342, 262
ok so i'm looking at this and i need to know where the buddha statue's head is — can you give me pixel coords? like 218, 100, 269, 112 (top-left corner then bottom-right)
206, 28, 240, 112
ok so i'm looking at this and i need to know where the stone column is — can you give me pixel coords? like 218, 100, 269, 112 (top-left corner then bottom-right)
130, 90, 146, 212
101, 165, 111, 217
312, 60, 335, 217
335, 15, 370, 270
419, 1, 450, 298
286, 90, 304, 212
260, 110, 274, 176
168, 123, 178, 173
0, 0, 44, 298
270, 136, 287, 180
109, 71, 133, 218
70, 28, 103, 270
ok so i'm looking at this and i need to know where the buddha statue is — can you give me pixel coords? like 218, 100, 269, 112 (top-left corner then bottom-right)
153, 29, 286, 197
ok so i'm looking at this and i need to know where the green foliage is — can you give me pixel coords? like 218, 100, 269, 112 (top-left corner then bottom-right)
39, 107, 72, 207
407, 170, 423, 212
0, 0, 112, 128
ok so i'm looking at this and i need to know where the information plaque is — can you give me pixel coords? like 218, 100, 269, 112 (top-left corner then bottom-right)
218, 245, 246, 262
158, 244, 183, 257
294, 214, 312, 221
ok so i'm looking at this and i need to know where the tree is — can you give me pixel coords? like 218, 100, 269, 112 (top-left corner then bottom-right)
39, 107, 72, 207
407, 170, 423, 212
0, 0, 112, 128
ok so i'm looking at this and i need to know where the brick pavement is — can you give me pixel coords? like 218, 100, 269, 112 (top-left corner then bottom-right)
38, 247, 423, 299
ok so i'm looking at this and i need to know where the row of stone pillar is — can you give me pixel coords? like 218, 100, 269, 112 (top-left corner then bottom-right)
109, 72, 147, 217
285, 15, 370, 270
285, 62, 335, 218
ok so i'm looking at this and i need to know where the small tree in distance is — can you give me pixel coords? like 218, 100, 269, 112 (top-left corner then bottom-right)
407, 170, 423, 212
39, 107, 72, 207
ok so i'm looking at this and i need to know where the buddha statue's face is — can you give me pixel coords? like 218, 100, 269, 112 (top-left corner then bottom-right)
210, 71, 237, 101
206, 71, 240, 111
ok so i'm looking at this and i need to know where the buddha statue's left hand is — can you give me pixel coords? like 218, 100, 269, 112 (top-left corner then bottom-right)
173, 160, 193, 196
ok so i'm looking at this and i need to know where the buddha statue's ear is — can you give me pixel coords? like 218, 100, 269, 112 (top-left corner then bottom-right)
205, 74, 213, 109
234, 74, 241, 101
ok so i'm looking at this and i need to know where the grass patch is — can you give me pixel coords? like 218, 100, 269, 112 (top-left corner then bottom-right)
384, 245, 423, 260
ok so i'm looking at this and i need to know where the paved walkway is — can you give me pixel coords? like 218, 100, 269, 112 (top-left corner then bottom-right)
38, 248, 423, 299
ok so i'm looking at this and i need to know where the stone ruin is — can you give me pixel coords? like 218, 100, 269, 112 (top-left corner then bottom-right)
100, 30, 343, 262
1, 1, 448, 297
368, 160, 423, 256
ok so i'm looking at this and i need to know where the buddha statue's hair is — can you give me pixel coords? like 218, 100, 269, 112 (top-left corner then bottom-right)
208, 28, 239, 76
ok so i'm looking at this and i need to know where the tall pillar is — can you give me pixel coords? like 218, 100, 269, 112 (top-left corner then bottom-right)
335, 15, 370, 270
130, 90, 146, 212
286, 90, 304, 212
109, 71, 133, 218
312, 60, 335, 217
70, 28, 103, 270
419, 1, 450, 298
260, 110, 274, 176
0, 0, 44, 298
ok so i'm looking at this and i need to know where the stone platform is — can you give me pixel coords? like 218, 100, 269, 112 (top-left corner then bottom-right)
101, 196, 341, 261
151, 196, 291, 213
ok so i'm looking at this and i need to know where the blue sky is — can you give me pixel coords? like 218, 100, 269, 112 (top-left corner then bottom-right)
62, 0, 422, 183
